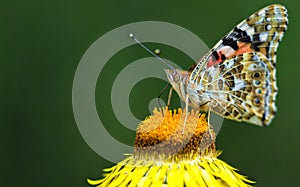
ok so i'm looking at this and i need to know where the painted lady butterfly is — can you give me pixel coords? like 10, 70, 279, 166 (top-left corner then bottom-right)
165, 4, 288, 127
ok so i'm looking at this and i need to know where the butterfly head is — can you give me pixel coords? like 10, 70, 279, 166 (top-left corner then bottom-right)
164, 69, 189, 100
165, 69, 180, 83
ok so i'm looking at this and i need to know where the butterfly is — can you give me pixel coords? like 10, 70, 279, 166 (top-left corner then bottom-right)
164, 4, 288, 128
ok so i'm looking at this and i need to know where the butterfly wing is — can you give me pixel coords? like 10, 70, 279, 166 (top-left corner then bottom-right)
189, 4, 288, 81
202, 52, 276, 126
189, 4, 288, 126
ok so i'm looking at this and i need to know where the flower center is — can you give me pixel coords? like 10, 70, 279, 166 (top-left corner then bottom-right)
134, 107, 216, 161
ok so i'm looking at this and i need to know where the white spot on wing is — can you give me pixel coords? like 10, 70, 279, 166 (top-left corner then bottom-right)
233, 79, 246, 91
247, 64, 259, 71
227, 59, 234, 68
219, 46, 235, 57
251, 55, 259, 62
274, 5, 282, 14
249, 116, 262, 126
272, 103, 277, 111
257, 9, 266, 16
259, 32, 268, 41
246, 27, 255, 35
276, 17, 284, 23
237, 22, 249, 31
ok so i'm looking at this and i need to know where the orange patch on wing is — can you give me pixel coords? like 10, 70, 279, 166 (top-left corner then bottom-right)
235, 43, 254, 55
206, 43, 255, 68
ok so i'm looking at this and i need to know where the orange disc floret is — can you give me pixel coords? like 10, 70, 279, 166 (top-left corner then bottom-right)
134, 107, 216, 161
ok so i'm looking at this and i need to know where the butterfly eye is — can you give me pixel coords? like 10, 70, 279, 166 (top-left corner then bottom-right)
170, 69, 180, 82
174, 74, 180, 82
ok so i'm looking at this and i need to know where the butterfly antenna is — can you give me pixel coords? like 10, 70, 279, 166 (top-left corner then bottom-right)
129, 33, 174, 69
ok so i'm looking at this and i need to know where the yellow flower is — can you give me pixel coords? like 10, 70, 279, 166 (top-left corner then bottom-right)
88, 107, 255, 187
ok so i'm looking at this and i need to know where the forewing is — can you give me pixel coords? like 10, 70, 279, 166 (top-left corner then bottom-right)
203, 52, 276, 126
189, 4, 288, 81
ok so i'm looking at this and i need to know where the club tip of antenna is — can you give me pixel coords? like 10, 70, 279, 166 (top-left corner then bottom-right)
154, 49, 160, 55
129, 33, 134, 38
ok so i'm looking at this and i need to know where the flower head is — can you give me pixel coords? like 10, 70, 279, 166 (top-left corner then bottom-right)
88, 107, 254, 187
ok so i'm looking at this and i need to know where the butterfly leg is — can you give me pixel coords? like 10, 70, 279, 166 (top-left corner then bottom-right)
182, 94, 189, 134
167, 87, 173, 107
200, 107, 216, 153
207, 109, 214, 139
157, 83, 170, 116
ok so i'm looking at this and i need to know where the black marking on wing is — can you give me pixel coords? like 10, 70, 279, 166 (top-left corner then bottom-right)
222, 35, 239, 50
212, 51, 219, 61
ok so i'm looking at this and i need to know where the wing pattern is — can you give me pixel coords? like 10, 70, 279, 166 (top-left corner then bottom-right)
202, 52, 276, 126
190, 4, 288, 126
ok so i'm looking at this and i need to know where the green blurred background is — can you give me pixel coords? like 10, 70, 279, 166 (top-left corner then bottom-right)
3, 0, 300, 186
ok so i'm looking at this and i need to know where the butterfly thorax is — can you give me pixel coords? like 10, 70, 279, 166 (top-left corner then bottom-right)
165, 69, 211, 111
